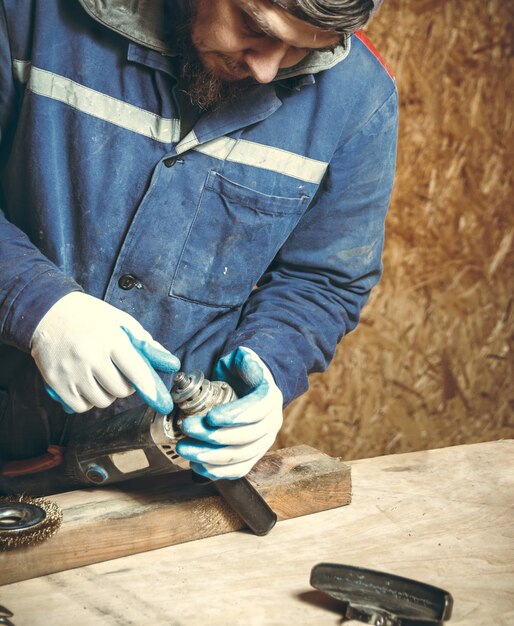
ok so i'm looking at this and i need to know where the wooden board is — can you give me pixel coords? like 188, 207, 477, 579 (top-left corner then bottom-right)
0, 441, 512, 626
0, 445, 351, 585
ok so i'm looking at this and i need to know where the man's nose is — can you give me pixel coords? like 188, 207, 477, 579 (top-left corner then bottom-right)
242, 40, 289, 84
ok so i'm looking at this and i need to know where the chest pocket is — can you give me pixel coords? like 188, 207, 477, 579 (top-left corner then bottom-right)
170, 171, 309, 307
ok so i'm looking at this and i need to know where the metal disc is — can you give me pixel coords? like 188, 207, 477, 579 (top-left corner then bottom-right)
0, 502, 47, 533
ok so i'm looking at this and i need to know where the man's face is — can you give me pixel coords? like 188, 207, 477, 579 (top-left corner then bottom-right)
190, 0, 340, 84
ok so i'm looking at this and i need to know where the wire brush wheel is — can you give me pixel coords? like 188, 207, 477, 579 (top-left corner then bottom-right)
0, 495, 63, 550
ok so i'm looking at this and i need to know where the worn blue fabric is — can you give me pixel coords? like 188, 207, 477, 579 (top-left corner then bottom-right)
0, 0, 398, 458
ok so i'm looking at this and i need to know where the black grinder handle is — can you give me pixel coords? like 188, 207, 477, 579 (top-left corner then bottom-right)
213, 476, 277, 536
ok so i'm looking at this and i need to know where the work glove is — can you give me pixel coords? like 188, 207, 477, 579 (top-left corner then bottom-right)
176, 346, 283, 479
31, 292, 180, 414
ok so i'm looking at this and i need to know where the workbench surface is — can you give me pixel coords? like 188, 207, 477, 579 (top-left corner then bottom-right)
1, 440, 512, 625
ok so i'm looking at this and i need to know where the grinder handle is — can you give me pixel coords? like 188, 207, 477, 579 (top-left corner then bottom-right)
213, 476, 277, 536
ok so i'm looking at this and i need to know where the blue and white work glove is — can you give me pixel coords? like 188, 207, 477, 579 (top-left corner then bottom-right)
176, 346, 283, 480
31, 292, 180, 414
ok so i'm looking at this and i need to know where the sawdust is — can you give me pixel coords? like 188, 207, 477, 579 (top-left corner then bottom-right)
277, 0, 514, 459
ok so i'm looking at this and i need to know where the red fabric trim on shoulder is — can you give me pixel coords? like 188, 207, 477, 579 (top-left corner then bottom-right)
354, 30, 394, 79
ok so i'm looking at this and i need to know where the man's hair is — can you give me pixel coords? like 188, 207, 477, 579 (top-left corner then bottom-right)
270, 0, 375, 37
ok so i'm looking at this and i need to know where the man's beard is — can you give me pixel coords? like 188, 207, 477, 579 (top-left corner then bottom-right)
175, 8, 255, 111
180, 52, 255, 111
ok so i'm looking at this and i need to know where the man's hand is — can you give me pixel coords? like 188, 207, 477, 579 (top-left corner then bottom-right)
31, 292, 180, 414
176, 346, 283, 479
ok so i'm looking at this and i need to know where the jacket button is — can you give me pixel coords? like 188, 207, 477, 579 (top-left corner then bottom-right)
163, 157, 178, 168
118, 274, 138, 290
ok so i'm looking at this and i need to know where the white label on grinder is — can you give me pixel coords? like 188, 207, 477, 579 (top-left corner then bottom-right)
110, 450, 150, 473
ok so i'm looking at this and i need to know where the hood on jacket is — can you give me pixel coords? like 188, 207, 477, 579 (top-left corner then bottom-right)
77, 0, 351, 80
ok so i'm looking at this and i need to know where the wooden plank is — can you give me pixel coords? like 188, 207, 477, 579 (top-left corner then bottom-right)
0, 445, 350, 585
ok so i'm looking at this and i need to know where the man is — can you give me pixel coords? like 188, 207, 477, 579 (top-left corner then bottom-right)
0, 0, 397, 491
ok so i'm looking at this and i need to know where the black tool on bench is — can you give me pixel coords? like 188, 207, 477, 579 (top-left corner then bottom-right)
310, 563, 453, 625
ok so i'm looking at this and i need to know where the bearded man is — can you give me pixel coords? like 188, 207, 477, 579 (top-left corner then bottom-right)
0, 0, 397, 492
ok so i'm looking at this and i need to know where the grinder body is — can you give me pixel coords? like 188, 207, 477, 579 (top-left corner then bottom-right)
63, 404, 185, 485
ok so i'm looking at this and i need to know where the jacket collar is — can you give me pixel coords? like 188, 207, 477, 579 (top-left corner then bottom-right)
77, 0, 351, 79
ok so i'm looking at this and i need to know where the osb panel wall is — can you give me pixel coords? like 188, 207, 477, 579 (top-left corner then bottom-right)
278, 0, 514, 460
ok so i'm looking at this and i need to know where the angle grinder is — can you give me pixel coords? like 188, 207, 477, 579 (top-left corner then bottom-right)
62, 369, 277, 536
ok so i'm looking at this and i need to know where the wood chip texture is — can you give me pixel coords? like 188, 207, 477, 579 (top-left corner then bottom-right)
278, 0, 514, 460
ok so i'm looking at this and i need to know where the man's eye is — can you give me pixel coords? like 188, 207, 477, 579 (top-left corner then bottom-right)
242, 14, 265, 37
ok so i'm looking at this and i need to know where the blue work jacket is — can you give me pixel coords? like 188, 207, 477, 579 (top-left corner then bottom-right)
0, 0, 397, 455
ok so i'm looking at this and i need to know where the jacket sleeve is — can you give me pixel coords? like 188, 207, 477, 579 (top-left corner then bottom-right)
0, 3, 81, 353
221, 87, 398, 406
